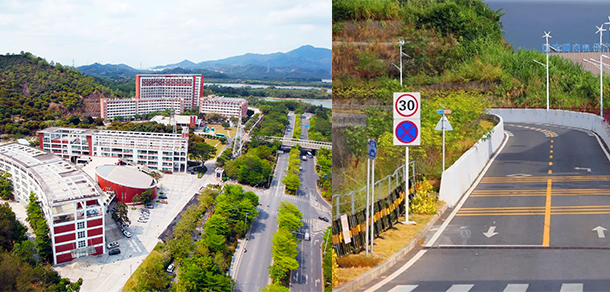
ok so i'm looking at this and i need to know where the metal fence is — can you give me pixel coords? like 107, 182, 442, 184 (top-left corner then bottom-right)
332, 161, 416, 219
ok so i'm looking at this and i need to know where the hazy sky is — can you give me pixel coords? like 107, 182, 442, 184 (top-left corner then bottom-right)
0, 0, 331, 68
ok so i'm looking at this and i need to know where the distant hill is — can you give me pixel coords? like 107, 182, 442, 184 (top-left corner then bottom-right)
77, 45, 331, 81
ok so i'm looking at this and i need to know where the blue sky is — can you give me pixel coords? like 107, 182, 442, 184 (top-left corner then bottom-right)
0, 0, 331, 68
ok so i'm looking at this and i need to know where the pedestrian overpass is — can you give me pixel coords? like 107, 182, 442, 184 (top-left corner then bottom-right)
259, 136, 332, 150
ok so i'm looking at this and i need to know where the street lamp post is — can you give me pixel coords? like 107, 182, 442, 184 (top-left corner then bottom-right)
392, 40, 410, 88
598, 23, 607, 118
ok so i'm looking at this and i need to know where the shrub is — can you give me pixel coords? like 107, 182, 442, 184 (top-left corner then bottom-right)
336, 254, 383, 268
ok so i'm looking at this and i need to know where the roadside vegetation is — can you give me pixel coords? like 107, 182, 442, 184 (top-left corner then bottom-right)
308, 108, 331, 142
125, 184, 258, 292
0, 172, 13, 200
264, 201, 303, 291
282, 147, 302, 195
293, 111, 302, 139
223, 142, 279, 187
316, 148, 332, 201
205, 84, 330, 100
0, 201, 83, 291
322, 227, 333, 292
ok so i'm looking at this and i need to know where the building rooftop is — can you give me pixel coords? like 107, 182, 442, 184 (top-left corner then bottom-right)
95, 165, 156, 189
39, 127, 186, 140
202, 95, 247, 103
0, 144, 103, 205
138, 74, 202, 77
150, 115, 194, 125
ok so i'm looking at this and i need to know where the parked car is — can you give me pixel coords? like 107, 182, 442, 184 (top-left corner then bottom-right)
146, 203, 154, 209
318, 216, 329, 222
304, 232, 310, 241
138, 219, 147, 223
107, 241, 119, 249
167, 263, 175, 273
109, 248, 121, 255
302, 155, 307, 161
158, 195, 168, 199
122, 229, 131, 238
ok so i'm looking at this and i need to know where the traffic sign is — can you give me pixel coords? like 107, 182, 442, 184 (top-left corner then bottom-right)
436, 109, 452, 115
368, 139, 377, 159
393, 119, 421, 146
394, 92, 421, 119
435, 115, 453, 131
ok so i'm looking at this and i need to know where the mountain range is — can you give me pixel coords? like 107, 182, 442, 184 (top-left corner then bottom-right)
77, 45, 331, 81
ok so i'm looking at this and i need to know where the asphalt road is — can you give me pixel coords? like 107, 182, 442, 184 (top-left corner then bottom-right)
360, 123, 610, 292
291, 113, 331, 292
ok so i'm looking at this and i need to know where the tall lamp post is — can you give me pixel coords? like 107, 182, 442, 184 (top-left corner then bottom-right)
598, 23, 607, 118
392, 39, 410, 88
534, 31, 553, 111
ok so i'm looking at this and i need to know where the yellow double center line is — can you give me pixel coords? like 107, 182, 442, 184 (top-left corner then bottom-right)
471, 188, 610, 197
458, 204, 610, 216
480, 175, 610, 184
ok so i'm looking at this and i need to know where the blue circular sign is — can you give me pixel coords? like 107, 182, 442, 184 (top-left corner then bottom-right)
395, 120, 419, 144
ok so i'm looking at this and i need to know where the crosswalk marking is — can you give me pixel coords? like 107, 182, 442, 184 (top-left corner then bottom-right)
387, 285, 418, 292
503, 284, 529, 292
386, 283, 584, 292
560, 283, 583, 292
445, 284, 474, 292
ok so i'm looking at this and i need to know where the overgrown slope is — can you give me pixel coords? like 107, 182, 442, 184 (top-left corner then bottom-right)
0, 52, 117, 136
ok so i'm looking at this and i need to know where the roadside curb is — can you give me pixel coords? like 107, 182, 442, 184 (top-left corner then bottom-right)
334, 203, 449, 292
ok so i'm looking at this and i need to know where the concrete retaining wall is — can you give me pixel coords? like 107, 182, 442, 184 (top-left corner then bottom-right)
488, 108, 610, 148
439, 114, 505, 207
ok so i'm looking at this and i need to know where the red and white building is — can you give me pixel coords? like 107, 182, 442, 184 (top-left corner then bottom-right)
37, 127, 189, 173
100, 97, 185, 121
199, 95, 248, 118
0, 143, 106, 265
96, 165, 157, 203
136, 74, 203, 109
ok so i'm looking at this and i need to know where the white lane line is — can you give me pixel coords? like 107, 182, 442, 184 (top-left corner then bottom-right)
560, 283, 584, 292
387, 285, 418, 292
425, 132, 511, 247
363, 250, 427, 292
503, 284, 529, 292
446, 284, 474, 292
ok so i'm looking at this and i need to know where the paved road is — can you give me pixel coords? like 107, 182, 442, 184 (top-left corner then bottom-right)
360, 123, 610, 292
291, 112, 331, 292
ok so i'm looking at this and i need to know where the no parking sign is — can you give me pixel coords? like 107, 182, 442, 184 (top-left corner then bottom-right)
393, 92, 421, 146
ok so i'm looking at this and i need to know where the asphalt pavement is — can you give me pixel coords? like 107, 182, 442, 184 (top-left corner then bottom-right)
359, 123, 610, 292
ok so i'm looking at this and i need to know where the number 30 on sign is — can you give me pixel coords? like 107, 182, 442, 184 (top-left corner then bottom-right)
393, 92, 420, 119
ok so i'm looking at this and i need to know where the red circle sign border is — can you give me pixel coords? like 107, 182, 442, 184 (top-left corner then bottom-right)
395, 94, 419, 118
394, 120, 419, 144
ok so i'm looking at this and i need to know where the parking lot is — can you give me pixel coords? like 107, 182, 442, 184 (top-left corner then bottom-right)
54, 170, 218, 292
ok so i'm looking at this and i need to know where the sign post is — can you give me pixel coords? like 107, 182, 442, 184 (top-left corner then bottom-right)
366, 139, 377, 255
435, 109, 453, 172
393, 93, 420, 225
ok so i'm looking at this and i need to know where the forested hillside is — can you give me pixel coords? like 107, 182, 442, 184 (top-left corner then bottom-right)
0, 52, 118, 136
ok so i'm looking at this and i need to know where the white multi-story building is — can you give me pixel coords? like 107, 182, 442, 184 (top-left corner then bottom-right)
37, 127, 189, 173
100, 97, 185, 121
136, 74, 203, 109
0, 143, 106, 265
199, 95, 248, 118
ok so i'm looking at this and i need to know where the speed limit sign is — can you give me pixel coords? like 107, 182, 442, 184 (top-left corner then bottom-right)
393, 92, 420, 119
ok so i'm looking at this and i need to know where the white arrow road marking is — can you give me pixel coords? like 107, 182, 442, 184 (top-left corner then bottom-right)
483, 226, 499, 238
575, 167, 592, 172
305, 274, 308, 284
315, 279, 319, 287
506, 173, 532, 177
593, 226, 607, 238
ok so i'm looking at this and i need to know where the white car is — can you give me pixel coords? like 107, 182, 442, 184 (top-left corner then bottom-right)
167, 263, 175, 273
107, 241, 119, 249
138, 219, 147, 223
122, 229, 132, 238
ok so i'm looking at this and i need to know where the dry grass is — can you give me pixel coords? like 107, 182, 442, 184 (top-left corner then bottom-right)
335, 200, 444, 287
203, 138, 226, 158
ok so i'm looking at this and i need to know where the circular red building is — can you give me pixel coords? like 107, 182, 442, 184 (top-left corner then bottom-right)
95, 165, 157, 203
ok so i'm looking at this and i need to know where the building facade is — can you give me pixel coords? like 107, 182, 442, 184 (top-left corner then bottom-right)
199, 95, 248, 118
38, 127, 189, 173
136, 74, 203, 109
100, 97, 185, 121
150, 115, 201, 128
0, 143, 106, 265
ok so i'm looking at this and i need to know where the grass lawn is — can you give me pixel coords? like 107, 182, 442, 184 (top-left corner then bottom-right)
203, 138, 226, 158
209, 125, 236, 138
335, 201, 444, 287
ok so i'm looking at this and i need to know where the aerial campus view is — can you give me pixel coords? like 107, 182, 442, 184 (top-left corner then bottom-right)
0, 1, 331, 292
332, 0, 610, 292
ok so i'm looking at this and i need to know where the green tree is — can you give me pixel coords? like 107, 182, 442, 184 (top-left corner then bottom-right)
134, 252, 170, 292
0, 203, 27, 251
205, 214, 229, 236
133, 189, 154, 205
262, 282, 291, 292
111, 202, 131, 226
282, 173, 300, 194
268, 228, 299, 283
0, 172, 13, 200
190, 142, 217, 165
12, 240, 36, 265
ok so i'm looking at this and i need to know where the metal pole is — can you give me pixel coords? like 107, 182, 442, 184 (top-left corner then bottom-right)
370, 159, 375, 254
601, 30, 605, 118
403, 147, 415, 225
442, 114, 446, 172
365, 158, 370, 256
399, 42, 403, 88
546, 37, 550, 111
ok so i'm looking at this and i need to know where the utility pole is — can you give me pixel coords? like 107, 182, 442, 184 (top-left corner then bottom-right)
598, 22, 607, 118
391, 40, 410, 88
